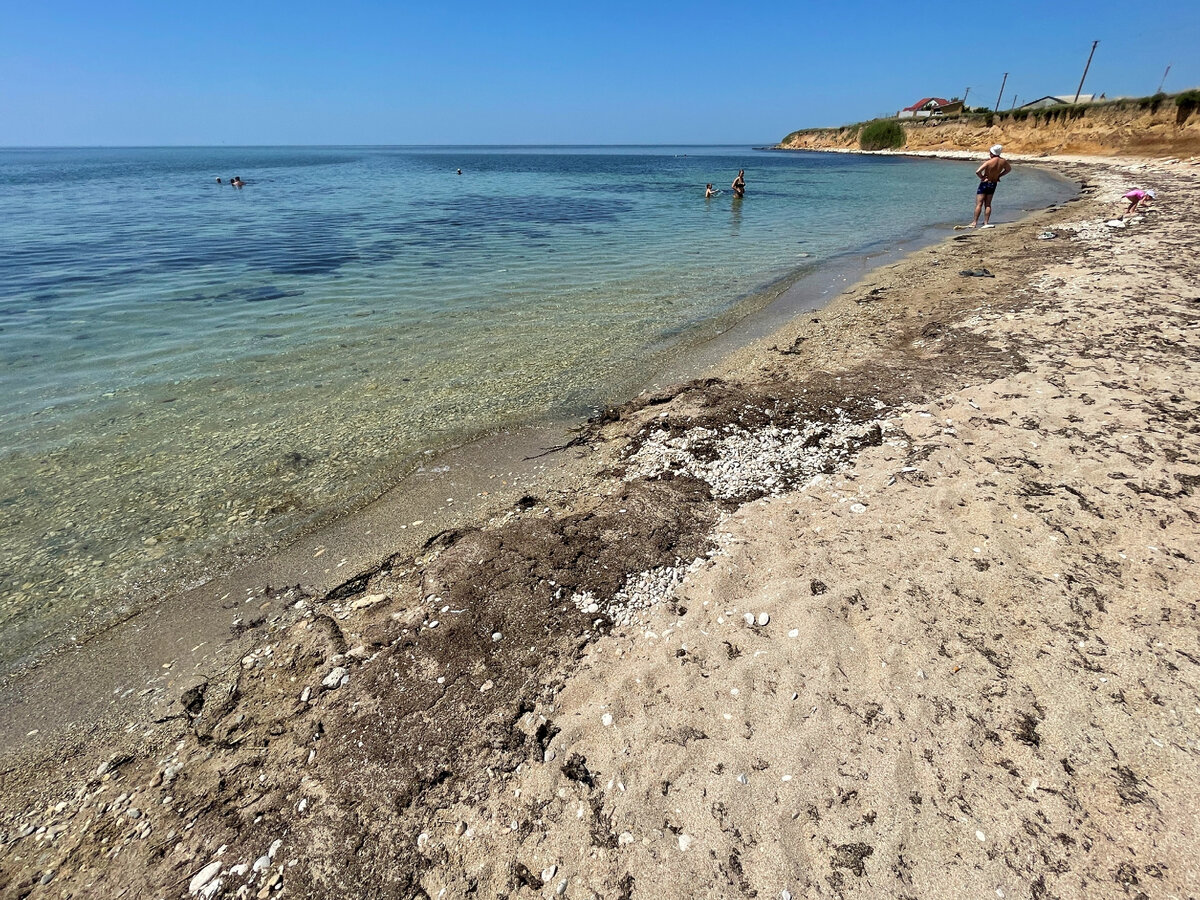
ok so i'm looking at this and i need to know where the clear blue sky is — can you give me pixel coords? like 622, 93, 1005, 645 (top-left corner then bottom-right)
2, 0, 1196, 146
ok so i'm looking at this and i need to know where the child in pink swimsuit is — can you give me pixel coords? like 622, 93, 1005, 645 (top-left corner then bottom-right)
1121, 189, 1156, 219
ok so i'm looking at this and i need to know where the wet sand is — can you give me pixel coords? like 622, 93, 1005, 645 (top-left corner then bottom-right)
1, 154, 1198, 899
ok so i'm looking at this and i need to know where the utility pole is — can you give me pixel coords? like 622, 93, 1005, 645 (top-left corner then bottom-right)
1011, 95, 1018, 110
994, 73, 1008, 113
963, 86, 971, 107
1073, 40, 1099, 104
1157, 64, 1172, 94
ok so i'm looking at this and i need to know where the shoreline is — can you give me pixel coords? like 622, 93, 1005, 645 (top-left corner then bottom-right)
0, 153, 1074, 680
3, 153, 1197, 898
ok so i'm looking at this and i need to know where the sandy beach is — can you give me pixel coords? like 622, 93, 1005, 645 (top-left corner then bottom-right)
2, 153, 1198, 899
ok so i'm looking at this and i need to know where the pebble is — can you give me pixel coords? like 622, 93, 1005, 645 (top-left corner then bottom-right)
125, 808, 142, 820
618, 831, 635, 846
492, 632, 503, 642
788, 629, 799, 638
556, 880, 569, 896
743, 613, 755, 626
781, 892, 793, 900
39, 872, 55, 886
541, 865, 558, 882
677, 833, 693, 851
976, 830, 986, 842
252, 856, 271, 873
601, 713, 614, 727
188, 861, 223, 896
737, 773, 749, 785
321, 667, 348, 689
757, 612, 770, 626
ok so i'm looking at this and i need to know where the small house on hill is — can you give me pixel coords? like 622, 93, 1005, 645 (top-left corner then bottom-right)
1019, 94, 1097, 109
898, 97, 950, 118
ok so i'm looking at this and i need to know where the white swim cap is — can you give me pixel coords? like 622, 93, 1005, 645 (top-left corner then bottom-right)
990, 145, 1003, 157
1147, 189, 1157, 199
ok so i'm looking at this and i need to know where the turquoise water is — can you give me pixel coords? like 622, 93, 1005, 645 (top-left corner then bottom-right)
0, 146, 1071, 661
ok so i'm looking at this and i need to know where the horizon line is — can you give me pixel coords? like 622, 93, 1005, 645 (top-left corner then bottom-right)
0, 142, 779, 151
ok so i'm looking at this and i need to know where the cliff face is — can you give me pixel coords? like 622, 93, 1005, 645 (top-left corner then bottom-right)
780, 102, 1200, 157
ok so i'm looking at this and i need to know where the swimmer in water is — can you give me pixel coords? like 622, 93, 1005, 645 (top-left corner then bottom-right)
705, 183, 716, 198
732, 170, 745, 198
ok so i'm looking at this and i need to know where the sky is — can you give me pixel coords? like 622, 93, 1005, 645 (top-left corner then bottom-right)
2, 0, 1197, 146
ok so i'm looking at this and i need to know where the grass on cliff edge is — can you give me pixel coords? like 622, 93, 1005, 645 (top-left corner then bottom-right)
858, 120, 906, 151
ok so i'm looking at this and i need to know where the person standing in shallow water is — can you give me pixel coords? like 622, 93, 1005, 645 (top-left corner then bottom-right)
969, 145, 1011, 228
732, 169, 745, 198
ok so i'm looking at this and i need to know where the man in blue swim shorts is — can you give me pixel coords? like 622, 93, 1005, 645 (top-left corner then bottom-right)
969, 144, 1012, 228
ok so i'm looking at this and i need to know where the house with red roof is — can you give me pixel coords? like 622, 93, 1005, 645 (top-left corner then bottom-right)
898, 97, 952, 118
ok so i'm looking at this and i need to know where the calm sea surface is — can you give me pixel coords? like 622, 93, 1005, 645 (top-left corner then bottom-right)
0, 146, 1072, 663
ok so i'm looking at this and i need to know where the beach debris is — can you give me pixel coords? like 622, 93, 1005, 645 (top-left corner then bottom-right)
321, 667, 348, 689
188, 861, 223, 896
96, 752, 135, 778
625, 414, 886, 502
1106, 219, 1127, 228
959, 268, 995, 278
1037, 231, 1057, 240
571, 558, 704, 627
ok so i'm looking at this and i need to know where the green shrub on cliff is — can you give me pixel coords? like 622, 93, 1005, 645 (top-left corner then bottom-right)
1176, 90, 1200, 124
859, 119, 904, 151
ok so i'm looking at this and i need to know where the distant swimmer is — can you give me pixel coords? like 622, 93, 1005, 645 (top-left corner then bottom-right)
967, 145, 1011, 228
732, 169, 745, 198
705, 183, 717, 198
231, 176, 245, 188
456, 168, 463, 175
215, 177, 222, 184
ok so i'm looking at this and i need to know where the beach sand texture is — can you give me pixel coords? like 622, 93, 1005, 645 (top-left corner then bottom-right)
1, 156, 1198, 899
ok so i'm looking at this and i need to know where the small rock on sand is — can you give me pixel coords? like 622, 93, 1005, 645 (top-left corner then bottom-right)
321, 667, 348, 689
188, 861, 222, 895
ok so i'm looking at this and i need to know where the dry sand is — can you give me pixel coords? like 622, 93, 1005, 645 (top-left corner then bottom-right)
1, 155, 1198, 900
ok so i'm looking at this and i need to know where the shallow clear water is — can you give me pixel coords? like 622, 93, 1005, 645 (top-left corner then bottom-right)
0, 145, 1071, 660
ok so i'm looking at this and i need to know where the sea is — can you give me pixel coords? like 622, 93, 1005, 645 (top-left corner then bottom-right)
0, 145, 1074, 667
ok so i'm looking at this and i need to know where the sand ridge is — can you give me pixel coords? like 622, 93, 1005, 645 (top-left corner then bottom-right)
0, 156, 1197, 899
